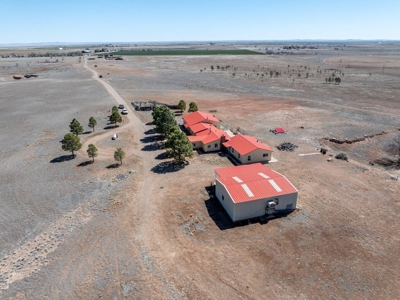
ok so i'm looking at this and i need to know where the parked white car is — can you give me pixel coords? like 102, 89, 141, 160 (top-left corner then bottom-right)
112, 134, 118, 140
121, 109, 128, 115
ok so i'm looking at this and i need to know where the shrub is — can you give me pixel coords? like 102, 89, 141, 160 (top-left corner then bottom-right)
335, 152, 348, 161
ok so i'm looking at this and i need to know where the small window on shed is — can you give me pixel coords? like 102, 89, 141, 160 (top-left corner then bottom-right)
207, 145, 211, 148
222, 195, 224, 200
263, 153, 268, 157
215, 143, 218, 148
231, 148, 234, 153
192, 143, 196, 147
238, 154, 241, 158
248, 155, 251, 161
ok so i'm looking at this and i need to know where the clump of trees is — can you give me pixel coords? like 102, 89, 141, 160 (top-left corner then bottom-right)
87, 144, 98, 162
152, 106, 193, 164
109, 106, 122, 127
114, 148, 126, 165
188, 101, 198, 112
165, 126, 193, 163
69, 118, 84, 136
61, 133, 82, 157
152, 106, 177, 136
88, 117, 97, 132
177, 100, 186, 114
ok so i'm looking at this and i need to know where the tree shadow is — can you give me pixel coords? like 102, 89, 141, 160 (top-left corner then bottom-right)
140, 135, 164, 144
50, 155, 75, 163
155, 152, 169, 160
144, 128, 156, 135
106, 163, 120, 169
83, 131, 92, 135
103, 125, 119, 130
77, 160, 93, 167
150, 161, 186, 174
145, 121, 153, 126
141, 142, 164, 151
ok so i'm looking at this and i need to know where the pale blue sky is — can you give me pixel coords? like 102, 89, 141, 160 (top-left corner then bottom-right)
1, 0, 399, 43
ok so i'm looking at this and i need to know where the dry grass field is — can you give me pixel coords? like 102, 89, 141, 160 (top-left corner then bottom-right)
0, 42, 399, 299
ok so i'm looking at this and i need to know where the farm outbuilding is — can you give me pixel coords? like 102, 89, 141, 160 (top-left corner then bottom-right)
214, 163, 298, 222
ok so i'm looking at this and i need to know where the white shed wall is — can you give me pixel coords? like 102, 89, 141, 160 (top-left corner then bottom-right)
215, 180, 235, 221
233, 192, 297, 222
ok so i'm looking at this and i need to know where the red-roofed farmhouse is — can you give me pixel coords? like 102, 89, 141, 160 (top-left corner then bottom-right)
214, 163, 298, 222
188, 125, 228, 152
223, 134, 273, 164
183, 111, 220, 129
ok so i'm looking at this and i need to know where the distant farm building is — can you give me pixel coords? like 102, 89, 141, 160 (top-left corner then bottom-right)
214, 163, 298, 222
188, 125, 228, 153
223, 134, 273, 164
183, 111, 220, 129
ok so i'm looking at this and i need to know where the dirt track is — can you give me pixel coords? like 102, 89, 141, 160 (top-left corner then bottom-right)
1, 42, 400, 299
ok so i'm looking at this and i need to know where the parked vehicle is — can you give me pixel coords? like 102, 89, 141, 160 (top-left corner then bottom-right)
121, 109, 128, 115
118, 104, 124, 109
112, 134, 118, 140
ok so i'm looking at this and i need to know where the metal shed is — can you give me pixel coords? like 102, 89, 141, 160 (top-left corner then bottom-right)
214, 163, 298, 222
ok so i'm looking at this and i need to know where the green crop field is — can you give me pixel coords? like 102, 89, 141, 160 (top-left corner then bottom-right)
107, 49, 261, 56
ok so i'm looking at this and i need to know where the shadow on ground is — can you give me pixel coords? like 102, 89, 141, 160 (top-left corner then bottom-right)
107, 163, 120, 169
151, 161, 187, 174
140, 135, 164, 144
141, 142, 164, 151
155, 152, 169, 160
50, 155, 75, 163
204, 186, 292, 230
103, 125, 119, 130
77, 160, 93, 167
83, 131, 92, 135
144, 128, 156, 135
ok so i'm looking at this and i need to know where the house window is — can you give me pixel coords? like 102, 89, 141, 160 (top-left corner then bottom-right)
248, 155, 251, 161
263, 153, 268, 157
231, 148, 234, 153
222, 195, 224, 200
207, 145, 211, 148
192, 143, 196, 147
215, 143, 218, 148
238, 154, 241, 158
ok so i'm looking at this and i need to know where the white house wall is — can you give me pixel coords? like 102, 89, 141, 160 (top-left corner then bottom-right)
202, 141, 221, 152
239, 148, 272, 164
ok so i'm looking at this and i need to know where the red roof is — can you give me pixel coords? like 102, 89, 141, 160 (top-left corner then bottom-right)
215, 163, 297, 203
183, 111, 220, 128
188, 126, 227, 144
275, 128, 285, 133
222, 134, 273, 155
188, 123, 213, 134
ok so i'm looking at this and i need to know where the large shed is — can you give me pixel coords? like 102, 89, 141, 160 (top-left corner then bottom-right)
214, 163, 298, 222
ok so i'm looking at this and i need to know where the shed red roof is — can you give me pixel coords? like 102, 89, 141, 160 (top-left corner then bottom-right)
183, 111, 220, 128
222, 134, 273, 155
215, 163, 297, 203
275, 127, 285, 133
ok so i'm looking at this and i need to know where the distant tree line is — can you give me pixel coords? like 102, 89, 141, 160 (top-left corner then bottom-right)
27, 51, 82, 57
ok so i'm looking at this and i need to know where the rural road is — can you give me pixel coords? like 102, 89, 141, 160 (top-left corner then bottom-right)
81, 58, 176, 297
